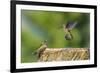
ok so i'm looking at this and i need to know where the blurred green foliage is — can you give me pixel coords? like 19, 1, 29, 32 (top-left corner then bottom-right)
21, 10, 90, 63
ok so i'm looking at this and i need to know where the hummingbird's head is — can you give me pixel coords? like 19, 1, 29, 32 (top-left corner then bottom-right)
41, 40, 47, 45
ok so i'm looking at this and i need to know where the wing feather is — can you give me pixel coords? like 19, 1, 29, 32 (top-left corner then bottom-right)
66, 22, 77, 30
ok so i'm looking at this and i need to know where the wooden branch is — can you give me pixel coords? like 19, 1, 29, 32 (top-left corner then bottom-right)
38, 48, 90, 62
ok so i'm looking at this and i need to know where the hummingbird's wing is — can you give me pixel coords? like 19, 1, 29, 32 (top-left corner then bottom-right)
66, 22, 77, 30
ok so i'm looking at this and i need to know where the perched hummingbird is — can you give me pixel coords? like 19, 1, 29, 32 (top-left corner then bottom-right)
32, 40, 47, 59
63, 21, 77, 40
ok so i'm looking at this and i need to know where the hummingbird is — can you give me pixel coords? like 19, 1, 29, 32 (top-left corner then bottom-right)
32, 40, 48, 59
63, 21, 77, 40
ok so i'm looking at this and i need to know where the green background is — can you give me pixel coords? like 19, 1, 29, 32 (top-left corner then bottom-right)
21, 10, 90, 63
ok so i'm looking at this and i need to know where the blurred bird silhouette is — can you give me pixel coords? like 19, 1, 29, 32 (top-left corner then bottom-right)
59, 21, 77, 40
32, 40, 47, 59
63, 21, 77, 40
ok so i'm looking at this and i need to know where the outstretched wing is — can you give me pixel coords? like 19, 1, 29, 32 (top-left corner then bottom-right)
66, 22, 77, 30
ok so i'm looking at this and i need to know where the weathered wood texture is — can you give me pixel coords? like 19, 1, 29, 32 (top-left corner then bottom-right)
38, 48, 90, 62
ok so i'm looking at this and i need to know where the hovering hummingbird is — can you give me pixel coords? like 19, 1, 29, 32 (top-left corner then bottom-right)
32, 40, 47, 59
62, 21, 77, 40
